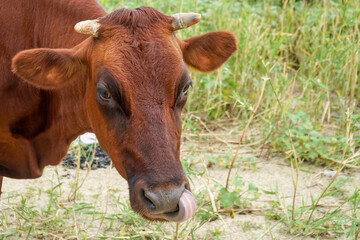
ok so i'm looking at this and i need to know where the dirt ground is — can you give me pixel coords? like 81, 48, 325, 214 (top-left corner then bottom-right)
1, 134, 359, 239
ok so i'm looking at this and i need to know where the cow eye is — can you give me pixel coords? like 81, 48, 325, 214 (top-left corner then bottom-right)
96, 84, 112, 102
183, 82, 192, 96
99, 89, 111, 101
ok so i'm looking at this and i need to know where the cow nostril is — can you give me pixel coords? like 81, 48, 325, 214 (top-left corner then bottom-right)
141, 189, 156, 211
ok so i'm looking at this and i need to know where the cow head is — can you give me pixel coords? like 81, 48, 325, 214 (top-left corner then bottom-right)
12, 7, 237, 222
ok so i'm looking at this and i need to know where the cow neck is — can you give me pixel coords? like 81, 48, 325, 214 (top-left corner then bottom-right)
55, 79, 92, 144
29, 0, 107, 168
10, 0, 107, 175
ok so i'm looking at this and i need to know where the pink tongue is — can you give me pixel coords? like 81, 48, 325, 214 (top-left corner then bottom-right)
177, 189, 197, 222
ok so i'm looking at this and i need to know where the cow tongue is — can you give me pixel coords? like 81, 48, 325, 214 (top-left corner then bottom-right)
164, 189, 197, 222
178, 189, 197, 222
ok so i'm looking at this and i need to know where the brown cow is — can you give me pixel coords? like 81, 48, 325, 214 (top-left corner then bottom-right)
0, 0, 236, 222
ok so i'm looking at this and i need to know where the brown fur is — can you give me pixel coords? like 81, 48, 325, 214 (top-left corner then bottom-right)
1, 0, 237, 220
0, 176, 2, 194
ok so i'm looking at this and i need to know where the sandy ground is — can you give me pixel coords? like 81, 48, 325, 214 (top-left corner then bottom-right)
1, 128, 359, 239
1, 153, 358, 239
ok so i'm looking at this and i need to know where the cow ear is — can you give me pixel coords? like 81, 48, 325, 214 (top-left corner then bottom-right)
182, 31, 237, 72
12, 48, 86, 89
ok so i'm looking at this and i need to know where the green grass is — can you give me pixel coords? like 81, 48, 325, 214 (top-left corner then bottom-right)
1, 0, 360, 239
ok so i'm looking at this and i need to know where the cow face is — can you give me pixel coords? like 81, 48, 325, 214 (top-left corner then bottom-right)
12, 7, 236, 222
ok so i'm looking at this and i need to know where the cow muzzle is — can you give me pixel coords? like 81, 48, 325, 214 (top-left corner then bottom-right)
132, 179, 197, 222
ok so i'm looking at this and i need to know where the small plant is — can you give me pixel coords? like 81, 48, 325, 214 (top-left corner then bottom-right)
273, 111, 348, 164
217, 176, 260, 212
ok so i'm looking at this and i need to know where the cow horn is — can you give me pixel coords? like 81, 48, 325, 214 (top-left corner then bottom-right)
172, 13, 201, 31
74, 20, 101, 37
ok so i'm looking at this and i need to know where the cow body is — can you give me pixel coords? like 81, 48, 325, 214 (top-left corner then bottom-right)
0, 0, 237, 221
0, 0, 106, 178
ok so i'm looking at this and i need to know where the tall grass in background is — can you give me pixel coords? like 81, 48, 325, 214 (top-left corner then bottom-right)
99, 0, 360, 165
